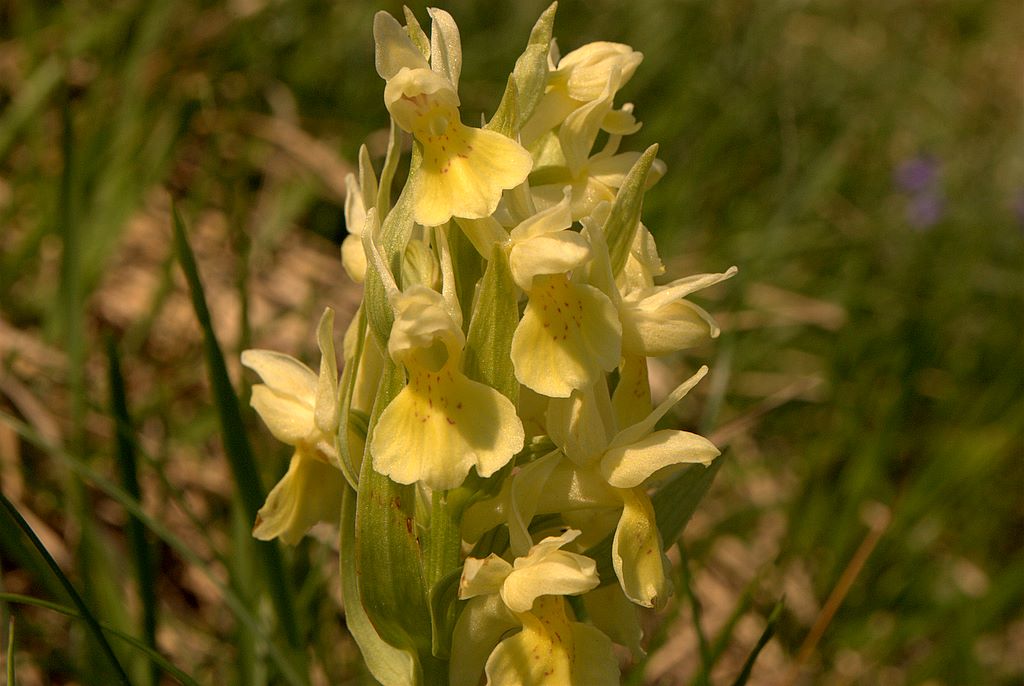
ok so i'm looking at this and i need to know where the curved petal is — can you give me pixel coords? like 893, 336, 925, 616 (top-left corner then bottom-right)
484, 596, 618, 685
511, 277, 621, 398
374, 11, 430, 81
509, 231, 592, 291
546, 385, 609, 467
601, 429, 720, 489
411, 120, 532, 226
241, 349, 317, 403
612, 488, 670, 609
371, 370, 524, 490
501, 550, 599, 613
460, 554, 514, 599
314, 308, 339, 435
252, 450, 345, 546
621, 299, 719, 356
249, 384, 316, 446
611, 354, 651, 430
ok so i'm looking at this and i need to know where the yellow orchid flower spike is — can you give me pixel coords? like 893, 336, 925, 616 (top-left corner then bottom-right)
374, 10, 533, 227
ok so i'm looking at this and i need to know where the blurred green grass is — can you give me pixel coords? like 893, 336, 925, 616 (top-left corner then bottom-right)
1, 0, 1022, 684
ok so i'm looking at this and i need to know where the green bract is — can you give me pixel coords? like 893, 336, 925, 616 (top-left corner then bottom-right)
241, 5, 736, 684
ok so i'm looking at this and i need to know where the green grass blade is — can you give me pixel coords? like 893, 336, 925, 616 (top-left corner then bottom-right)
106, 336, 159, 685
0, 411, 306, 686
729, 599, 783, 686
0, 593, 198, 686
170, 207, 301, 650
6, 616, 14, 686
0, 494, 131, 685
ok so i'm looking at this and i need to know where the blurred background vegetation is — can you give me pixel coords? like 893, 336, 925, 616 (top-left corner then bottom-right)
1, 0, 1021, 684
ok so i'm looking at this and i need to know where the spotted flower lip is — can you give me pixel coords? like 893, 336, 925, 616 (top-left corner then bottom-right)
375, 10, 532, 227
370, 286, 525, 490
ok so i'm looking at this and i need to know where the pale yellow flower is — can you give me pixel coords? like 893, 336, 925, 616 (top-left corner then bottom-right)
507, 192, 622, 398
370, 286, 524, 490
375, 12, 532, 227
241, 309, 344, 545
451, 530, 618, 686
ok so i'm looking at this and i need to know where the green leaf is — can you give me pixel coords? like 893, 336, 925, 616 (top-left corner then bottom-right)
428, 568, 463, 660
341, 486, 420, 686
355, 360, 436, 663
652, 459, 723, 546
0, 593, 199, 686
458, 246, 522, 501
106, 337, 159, 685
171, 208, 300, 649
446, 221, 485, 328
729, 599, 784, 686
462, 246, 520, 402
488, 2, 557, 134
0, 494, 131, 685
605, 144, 659, 277
364, 150, 420, 345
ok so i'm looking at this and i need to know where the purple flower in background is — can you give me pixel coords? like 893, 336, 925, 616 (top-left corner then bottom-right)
895, 155, 939, 194
894, 153, 944, 229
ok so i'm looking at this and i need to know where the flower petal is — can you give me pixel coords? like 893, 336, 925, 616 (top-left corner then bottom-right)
460, 554, 514, 599
509, 231, 592, 291
249, 384, 316, 445
371, 371, 524, 490
621, 299, 720, 356
252, 450, 345, 546
413, 124, 532, 226
601, 429, 720, 489
609, 365, 707, 448
373, 11, 430, 81
314, 308, 339, 435
511, 277, 621, 398
241, 349, 317, 403
612, 488, 670, 609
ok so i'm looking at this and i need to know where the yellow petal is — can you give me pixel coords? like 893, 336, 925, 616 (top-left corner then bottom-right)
511, 275, 621, 398
621, 299, 718, 356
460, 554, 514, 600
241, 349, 317, 403
611, 488, 670, 609
484, 596, 618, 686
414, 124, 532, 226
601, 429, 720, 489
253, 449, 345, 546
371, 369, 524, 490
611, 354, 651, 429
249, 384, 316, 446
509, 231, 592, 291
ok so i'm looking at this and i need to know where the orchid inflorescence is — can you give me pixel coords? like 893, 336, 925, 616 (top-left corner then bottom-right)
241, 5, 736, 684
